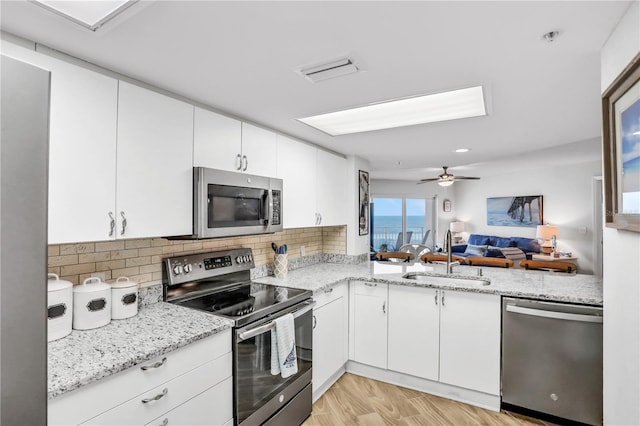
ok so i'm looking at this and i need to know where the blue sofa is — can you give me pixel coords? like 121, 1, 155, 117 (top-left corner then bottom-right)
451, 233, 541, 260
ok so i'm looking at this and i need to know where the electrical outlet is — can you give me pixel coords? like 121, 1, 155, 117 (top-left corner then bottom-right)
300, 246, 306, 256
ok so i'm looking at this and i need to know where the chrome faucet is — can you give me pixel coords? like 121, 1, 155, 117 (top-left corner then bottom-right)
444, 229, 454, 274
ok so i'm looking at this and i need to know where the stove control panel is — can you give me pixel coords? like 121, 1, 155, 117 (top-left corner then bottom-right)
164, 248, 255, 286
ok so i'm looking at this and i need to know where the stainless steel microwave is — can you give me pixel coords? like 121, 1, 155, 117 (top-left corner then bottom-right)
192, 167, 283, 239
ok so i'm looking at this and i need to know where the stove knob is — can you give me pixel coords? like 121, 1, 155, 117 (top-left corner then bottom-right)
243, 255, 249, 262
248, 255, 253, 262
236, 256, 243, 263
183, 264, 192, 273
173, 265, 183, 275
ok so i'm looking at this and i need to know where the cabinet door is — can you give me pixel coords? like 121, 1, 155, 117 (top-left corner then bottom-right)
388, 286, 440, 381
316, 150, 347, 226
240, 123, 277, 177
276, 135, 317, 228
194, 107, 242, 172
116, 81, 194, 239
439, 291, 501, 395
47, 58, 119, 244
312, 297, 345, 394
352, 282, 388, 369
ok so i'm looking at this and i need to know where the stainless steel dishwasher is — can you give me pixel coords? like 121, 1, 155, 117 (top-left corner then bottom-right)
502, 298, 603, 425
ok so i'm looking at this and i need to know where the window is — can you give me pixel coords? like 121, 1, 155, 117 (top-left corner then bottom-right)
371, 197, 436, 252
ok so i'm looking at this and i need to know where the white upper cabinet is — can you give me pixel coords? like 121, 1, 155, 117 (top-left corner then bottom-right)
316, 149, 347, 227
48, 59, 119, 244
0, 41, 119, 244
116, 81, 194, 239
276, 135, 347, 229
276, 135, 317, 228
240, 122, 277, 177
193, 107, 242, 171
192, 112, 276, 176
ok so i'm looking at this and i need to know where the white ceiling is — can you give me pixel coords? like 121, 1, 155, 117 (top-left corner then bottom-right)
0, 1, 630, 180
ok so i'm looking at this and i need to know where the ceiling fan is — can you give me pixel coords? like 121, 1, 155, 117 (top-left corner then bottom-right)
418, 166, 480, 187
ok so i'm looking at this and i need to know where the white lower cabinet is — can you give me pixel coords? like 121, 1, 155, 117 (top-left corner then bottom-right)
352, 282, 501, 397
350, 281, 388, 369
48, 330, 233, 426
387, 285, 439, 381
438, 290, 501, 395
312, 282, 348, 400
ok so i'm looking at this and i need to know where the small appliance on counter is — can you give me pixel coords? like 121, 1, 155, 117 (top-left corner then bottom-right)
110, 276, 139, 320
47, 273, 73, 342
73, 277, 112, 330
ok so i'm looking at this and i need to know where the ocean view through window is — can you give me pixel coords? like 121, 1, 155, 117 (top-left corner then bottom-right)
371, 197, 436, 252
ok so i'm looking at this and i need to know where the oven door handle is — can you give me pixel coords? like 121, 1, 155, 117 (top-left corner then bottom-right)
237, 300, 316, 342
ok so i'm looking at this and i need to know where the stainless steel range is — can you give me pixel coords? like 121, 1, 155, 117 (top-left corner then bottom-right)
163, 248, 313, 426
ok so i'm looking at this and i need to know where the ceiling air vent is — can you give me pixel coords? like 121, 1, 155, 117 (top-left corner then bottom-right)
297, 57, 359, 83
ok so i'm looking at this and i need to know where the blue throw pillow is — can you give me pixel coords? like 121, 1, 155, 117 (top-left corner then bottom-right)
464, 244, 488, 256
452, 245, 467, 253
494, 237, 511, 248
485, 246, 506, 258
468, 234, 494, 246
510, 237, 540, 253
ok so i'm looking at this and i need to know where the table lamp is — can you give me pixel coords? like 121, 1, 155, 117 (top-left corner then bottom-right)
449, 221, 465, 244
536, 225, 559, 255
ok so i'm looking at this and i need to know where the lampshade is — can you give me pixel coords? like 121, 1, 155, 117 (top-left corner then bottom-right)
450, 221, 466, 233
536, 225, 559, 240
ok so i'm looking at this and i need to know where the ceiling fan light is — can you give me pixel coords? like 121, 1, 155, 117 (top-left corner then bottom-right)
438, 180, 454, 187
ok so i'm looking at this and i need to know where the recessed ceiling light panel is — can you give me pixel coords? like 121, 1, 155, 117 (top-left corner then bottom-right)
297, 86, 487, 136
31, 0, 137, 31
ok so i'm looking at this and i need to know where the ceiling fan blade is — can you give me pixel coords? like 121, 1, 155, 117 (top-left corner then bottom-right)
418, 177, 440, 182
453, 176, 480, 180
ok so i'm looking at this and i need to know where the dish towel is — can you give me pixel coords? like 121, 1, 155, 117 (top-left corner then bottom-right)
270, 313, 298, 378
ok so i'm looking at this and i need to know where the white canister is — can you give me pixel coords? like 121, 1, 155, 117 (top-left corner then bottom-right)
73, 277, 112, 330
47, 273, 73, 342
110, 277, 139, 320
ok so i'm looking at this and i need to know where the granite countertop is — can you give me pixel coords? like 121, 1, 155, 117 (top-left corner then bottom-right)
253, 261, 603, 306
48, 303, 232, 400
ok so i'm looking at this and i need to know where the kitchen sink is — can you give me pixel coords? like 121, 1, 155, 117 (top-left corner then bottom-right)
401, 272, 490, 286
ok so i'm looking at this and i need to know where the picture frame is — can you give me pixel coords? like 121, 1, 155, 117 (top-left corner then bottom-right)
486, 195, 543, 227
602, 52, 640, 232
358, 170, 369, 235
443, 199, 451, 212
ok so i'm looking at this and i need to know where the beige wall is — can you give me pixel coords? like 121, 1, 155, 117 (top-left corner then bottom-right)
48, 226, 346, 287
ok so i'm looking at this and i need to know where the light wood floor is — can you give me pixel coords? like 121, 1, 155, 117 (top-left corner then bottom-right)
303, 373, 555, 426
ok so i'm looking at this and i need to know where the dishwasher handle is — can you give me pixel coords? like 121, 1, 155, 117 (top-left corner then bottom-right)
506, 304, 603, 323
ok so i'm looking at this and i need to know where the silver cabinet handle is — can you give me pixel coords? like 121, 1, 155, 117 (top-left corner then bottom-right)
242, 155, 248, 171
441, 291, 445, 306
364, 282, 377, 287
318, 213, 322, 225
141, 388, 168, 404
506, 305, 603, 323
236, 154, 242, 170
324, 287, 334, 294
159, 419, 168, 426
314, 213, 319, 225
434, 290, 438, 305
120, 211, 127, 236
108, 212, 115, 237
313, 315, 317, 329
382, 301, 386, 314
140, 357, 167, 371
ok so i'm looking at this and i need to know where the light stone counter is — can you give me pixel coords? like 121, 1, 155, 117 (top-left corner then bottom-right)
48, 302, 232, 399
253, 261, 603, 306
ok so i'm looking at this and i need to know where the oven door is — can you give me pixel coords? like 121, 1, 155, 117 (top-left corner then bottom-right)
234, 300, 314, 426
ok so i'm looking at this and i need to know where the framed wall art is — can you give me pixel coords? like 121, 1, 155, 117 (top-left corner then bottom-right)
358, 170, 369, 235
487, 195, 543, 227
602, 52, 640, 232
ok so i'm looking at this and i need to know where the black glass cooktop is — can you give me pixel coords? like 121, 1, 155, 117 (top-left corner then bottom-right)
175, 282, 311, 327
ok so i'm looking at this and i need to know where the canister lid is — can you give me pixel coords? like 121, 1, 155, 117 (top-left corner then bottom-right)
74, 277, 111, 293
110, 276, 139, 289
47, 273, 72, 292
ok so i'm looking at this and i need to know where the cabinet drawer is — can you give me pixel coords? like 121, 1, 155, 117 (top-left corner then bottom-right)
49, 330, 231, 426
144, 377, 233, 426
313, 281, 347, 308
83, 352, 231, 425
352, 280, 387, 297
